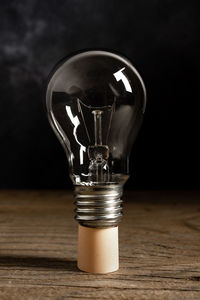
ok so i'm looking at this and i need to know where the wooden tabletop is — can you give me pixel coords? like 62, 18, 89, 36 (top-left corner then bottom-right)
0, 190, 199, 299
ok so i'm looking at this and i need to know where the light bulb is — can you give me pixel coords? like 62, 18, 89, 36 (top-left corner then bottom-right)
46, 50, 146, 273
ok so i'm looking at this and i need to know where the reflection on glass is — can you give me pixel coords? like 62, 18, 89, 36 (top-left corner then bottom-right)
65, 105, 86, 165
113, 67, 132, 93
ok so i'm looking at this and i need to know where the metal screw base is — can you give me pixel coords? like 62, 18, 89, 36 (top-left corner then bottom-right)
74, 184, 123, 228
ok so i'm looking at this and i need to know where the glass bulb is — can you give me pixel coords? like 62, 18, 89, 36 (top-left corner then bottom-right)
46, 50, 146, 228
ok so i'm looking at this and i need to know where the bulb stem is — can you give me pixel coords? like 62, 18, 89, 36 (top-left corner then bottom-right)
92, 110, 103, 145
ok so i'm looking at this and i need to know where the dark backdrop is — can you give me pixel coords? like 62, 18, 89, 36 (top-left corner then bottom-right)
0, 0, 199, 189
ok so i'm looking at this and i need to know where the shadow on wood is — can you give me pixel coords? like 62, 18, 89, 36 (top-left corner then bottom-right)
0, 255, 78, 272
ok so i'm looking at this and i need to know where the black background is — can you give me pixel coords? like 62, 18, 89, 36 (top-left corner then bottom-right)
0, 0, 199, 189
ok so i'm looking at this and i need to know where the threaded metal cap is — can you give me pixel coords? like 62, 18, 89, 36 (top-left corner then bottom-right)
74, 184, 123, 228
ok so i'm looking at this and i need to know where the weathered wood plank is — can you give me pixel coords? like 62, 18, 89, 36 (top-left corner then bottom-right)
0, 190, 199, 299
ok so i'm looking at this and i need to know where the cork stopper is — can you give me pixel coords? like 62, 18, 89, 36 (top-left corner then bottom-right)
77, 224, 119, 274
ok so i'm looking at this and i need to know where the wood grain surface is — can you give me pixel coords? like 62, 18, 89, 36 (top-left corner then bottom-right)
0, 190, 199, 299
